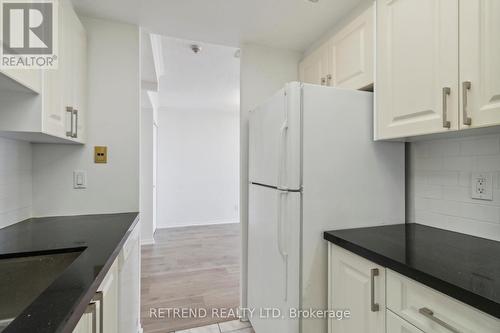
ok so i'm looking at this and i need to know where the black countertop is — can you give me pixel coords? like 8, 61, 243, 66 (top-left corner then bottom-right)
0, 212, 139, 333
324, 223, 500, 319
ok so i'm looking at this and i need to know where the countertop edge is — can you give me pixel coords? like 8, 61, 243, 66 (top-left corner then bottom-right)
323, 231, 500, 320
61, 213, 140, 333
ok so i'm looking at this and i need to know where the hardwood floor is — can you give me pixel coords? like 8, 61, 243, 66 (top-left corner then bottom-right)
141, 224, 241, 333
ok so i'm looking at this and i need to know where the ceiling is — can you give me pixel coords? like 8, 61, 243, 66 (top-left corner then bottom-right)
155, 37, 240, 111
72, 0, 368, 52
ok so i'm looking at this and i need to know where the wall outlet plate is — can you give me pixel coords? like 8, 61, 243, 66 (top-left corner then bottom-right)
94, 146, 108, 163
471, 172, 493, 201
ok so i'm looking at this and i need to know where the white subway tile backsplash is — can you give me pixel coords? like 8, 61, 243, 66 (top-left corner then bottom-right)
0, 138, 32, 229
415, 157, 443, 171
459, 135, 500, 156
409, 133, 500, 241
415, 183, 443, 199
426, 171, 459, 186
442, 156, 473, 171
473, 156, 500, 172
428, 140, 461, 157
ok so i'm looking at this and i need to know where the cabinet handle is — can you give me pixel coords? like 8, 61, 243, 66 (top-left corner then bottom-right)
370, 268, 379, 312
462, 81, 472, 125
84, 302, 97, 333
419, 307, 461, 333
442, 87, 451, 128
326, 74, 333, 86
66, 106, 74, 137
321, 77, 326, 86
72, 109, 79, 138
92, 291, 103, 333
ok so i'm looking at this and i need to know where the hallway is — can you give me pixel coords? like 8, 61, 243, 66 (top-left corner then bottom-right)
141, 224, 241, 332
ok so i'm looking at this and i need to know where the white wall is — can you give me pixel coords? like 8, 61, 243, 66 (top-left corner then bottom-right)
157, 107, 239, 228
140, 106, 155, 244
0, 138, 32, 228
239, 43, 301, 312
408, 133, 500, 241
32, 17, 140, 217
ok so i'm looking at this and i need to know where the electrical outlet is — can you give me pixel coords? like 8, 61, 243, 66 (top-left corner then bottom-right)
471, 172, 493, 201
94, 146, 108, 163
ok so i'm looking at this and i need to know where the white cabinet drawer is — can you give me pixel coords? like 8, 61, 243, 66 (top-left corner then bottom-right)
386, 270, 500, 333
387, 310, 424, 333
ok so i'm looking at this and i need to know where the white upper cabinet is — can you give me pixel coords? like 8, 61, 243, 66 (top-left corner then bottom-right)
299, 5, 374, 90
376, 0, 460, 140
0, 68, 42, 94
376, 0, 500, 140
0, 0, 86, 144
43, 0, 87, 143
329, 6, 374, 90
299, 43, 330, 86
459, 0, 500, 129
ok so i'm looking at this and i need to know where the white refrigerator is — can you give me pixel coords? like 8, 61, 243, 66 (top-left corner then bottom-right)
247, 82, 405, 333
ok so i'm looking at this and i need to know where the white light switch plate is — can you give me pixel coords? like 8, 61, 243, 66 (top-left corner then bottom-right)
73, 170, 87, 189
471, 172, 493, 201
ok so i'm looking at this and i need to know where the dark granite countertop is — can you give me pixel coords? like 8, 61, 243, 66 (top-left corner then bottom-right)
0, 212, 139, 333
324, 223, 500, 319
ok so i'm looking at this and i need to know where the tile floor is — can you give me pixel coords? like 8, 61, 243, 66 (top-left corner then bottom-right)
176, 320, 254, 333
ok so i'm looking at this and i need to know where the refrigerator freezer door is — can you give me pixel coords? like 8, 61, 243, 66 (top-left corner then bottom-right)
248, 184, 300, 333
249, 82, 301, 190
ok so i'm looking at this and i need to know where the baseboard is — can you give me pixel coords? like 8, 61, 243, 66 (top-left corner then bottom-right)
140, 238, 155, 246
157, 219, 240, 229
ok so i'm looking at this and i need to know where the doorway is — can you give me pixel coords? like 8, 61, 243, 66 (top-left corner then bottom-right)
140, 36, 241, 333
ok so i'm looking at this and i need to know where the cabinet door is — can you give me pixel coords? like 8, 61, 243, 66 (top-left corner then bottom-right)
98, 260, 119, 333
328, 244, 385, 333
299, 44, 330, 86
376, 0, 459, 140
42, 0, 65, 138
329, 5, 374, 90
460, 0, 500, 129
387, 311, 424, 333
43, 0, 71, 138
73, 303, 96, 333
71, 16, 87, 142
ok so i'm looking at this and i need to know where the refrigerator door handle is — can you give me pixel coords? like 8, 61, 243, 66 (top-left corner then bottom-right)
277, 120, 289, 190
277, 190, 289, 301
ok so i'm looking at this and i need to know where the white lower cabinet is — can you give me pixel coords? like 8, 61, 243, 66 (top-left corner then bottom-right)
387, 310, 424, 333
328, 245, 500, 333
73, 223, 140, 333
328, 244, 385, 333
386, 270, 500, 333
73, 260, 118, 333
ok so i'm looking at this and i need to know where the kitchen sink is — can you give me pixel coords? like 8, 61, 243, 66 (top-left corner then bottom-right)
0, 250, 83, 332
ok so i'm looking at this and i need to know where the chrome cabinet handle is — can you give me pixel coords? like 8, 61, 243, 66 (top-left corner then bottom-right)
92, 291, 103, 333
419, 307, 461, 333
321, 77, 326, 86
85, 302, 97, 333
462, 81, 472, 125
442, 87, 451, 128
326, 74, 332, 86
370, 268, 380, 312
66, 106, 74, 137
72, 109, 79, 138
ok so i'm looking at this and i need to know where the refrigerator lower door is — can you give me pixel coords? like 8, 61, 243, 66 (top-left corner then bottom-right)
248, 184, 300, 333
249, 82, 301, 190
